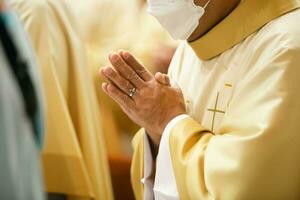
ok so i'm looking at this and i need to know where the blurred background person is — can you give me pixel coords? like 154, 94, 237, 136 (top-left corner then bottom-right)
0, 0, 44, 199
11, 0, 113, 199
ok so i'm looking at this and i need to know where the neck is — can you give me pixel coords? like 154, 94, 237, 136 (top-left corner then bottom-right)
188, 0, 241, 42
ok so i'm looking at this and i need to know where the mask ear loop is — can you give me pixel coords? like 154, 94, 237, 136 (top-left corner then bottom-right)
203, 0, 211, 9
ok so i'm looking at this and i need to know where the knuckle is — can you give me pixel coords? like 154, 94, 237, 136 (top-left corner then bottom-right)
137, 68, 146, 74
128, 71, 139, 81
139, 88, 148, 97
110, 71, 116, 79
109, 86, 116, 94
139, 88, 153, 102
122, 94, 128, 104
126, 53, 134, 62
125, 80, 131, 89
137, 69, 148, 77
113, 59, 122, 68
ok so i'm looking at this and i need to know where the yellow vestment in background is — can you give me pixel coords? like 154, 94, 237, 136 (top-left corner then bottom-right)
11, 0, 113, 199
69, 0, 176, 156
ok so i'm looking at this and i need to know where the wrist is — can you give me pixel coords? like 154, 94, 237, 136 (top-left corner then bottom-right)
145, 131, 160, 158
162, 110, 186, 132
146, 129, 161, 147
146, 111, 186, 147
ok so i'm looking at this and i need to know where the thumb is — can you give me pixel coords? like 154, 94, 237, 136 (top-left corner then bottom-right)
155, 72, 171, 86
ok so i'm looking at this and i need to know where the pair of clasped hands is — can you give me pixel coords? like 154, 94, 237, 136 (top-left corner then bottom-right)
100, 51, 186, 149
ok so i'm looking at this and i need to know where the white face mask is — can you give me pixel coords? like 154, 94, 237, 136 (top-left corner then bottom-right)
147, 0, 211, 40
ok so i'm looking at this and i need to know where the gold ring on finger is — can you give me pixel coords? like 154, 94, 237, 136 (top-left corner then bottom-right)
128, 87, 137, 97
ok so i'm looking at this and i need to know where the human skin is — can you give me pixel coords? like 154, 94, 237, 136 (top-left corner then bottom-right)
100, 0, 241, 153
189, 0, 241, 41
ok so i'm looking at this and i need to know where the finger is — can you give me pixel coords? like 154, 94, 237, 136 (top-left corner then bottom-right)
154, 72, 171, 86
120, 50, 153, 81
101, 66, 137, 98
102, 82, 136, 109
102, 82, 134, 115
109, 52, 145, 88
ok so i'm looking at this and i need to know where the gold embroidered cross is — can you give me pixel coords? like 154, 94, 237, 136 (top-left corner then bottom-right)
207, 92, 226, 131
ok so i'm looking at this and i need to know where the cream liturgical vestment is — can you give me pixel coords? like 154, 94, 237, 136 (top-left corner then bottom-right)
11, 0, 113, 199
131, 0, 300, 199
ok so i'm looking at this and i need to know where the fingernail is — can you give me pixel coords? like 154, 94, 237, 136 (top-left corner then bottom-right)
123, 51, 130, 59
110, 53, 118, 61
107, 84, 114, 92
99, 68, 104, 74
154, 72, 161, 79
102, 82, 108, 91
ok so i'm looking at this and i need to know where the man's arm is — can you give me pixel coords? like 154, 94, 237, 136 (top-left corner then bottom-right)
132, 46, 300, 199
